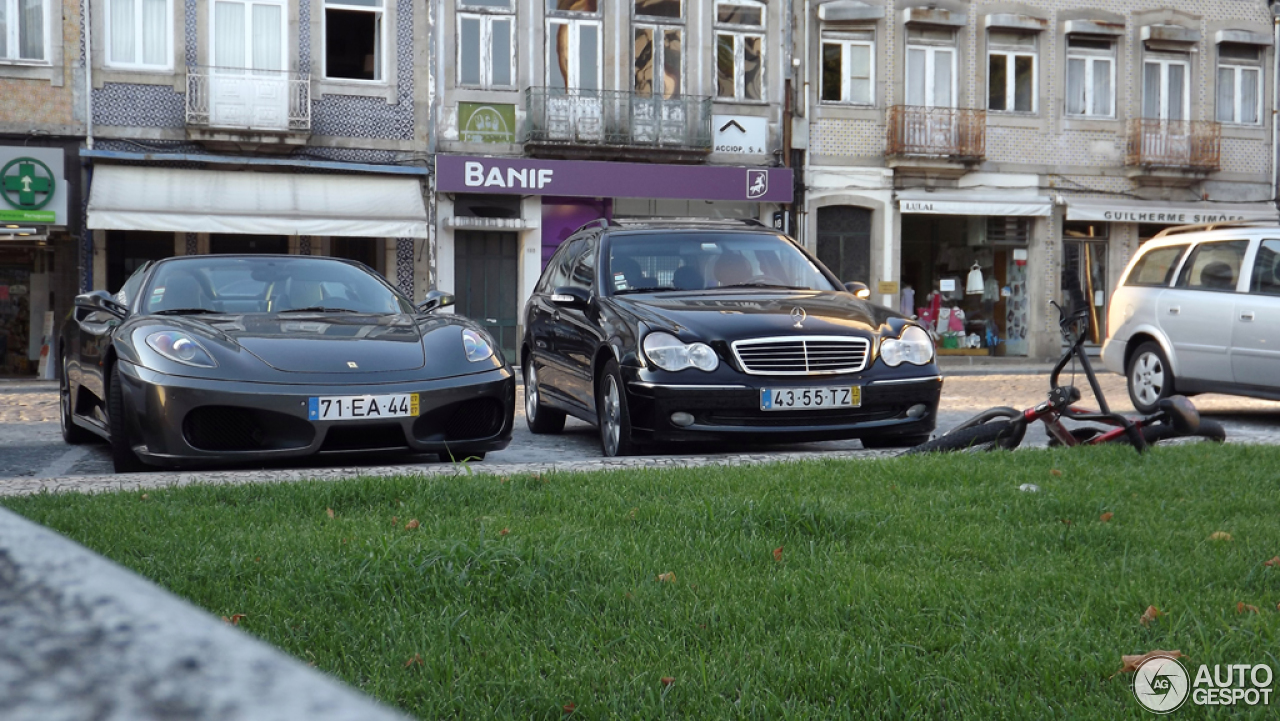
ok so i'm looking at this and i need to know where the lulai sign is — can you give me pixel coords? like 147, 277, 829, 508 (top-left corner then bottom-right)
437, 155, 793, 202
0, 146, 67, 225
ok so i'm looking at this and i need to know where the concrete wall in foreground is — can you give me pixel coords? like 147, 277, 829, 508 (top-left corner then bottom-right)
0, 507, 410, 721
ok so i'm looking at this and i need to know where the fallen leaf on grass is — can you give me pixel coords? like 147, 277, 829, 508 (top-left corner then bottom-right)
405, 519, 420, 530
660, 677, 675, 687
1237, 602, 1259, 614
773, 546, 784, 562
140, 494, 149, 500
326, 508, 335, 519
562, 703, 576, 714
1263, 556, 1280, 568
499, 528, 510, 537
629, 507, 638, 520
404, 654, 423, 668
1060, 519, 1073, 526
221, 614, 247, 626
1140, 606, 1162, 626
1100, 512, 1114, 523
1050, 469, 1062, 477
1209, 531, 1234, 542
1117, 650, 1188, 675
656, 572, 676, 583
392, 516, 398, 525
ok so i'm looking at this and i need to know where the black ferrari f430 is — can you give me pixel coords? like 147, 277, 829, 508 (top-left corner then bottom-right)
60, 255, 514, 471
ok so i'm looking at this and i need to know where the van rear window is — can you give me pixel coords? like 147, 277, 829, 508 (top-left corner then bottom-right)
1125, 245, 1187, 287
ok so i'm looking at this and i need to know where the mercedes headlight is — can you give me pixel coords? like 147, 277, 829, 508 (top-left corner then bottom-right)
642, 331, 719, 372
880, 326, 934, 367
462, 328, 495, 362
145, 331, 217, 368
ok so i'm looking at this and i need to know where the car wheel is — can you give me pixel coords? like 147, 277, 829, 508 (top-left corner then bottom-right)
860, 434, 931, 450
524, 362, 565, 434
1127, 342, 1174, 414
59, 354, 93, 445
107, 363, 146, 473
597, 359, 635, 457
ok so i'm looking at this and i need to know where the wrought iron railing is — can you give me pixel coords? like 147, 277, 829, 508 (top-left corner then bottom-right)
1125, 119, 1221, 171
886, 105, 985, 159
186, 66, 311, 133
523, 87, 713, 151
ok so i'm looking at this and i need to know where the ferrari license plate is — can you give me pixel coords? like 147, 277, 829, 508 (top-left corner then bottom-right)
308, 393, 418, 421
760, 386, 860, 411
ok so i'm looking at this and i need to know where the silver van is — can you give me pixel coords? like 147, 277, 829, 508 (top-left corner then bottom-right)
1102, 222, 1280, 412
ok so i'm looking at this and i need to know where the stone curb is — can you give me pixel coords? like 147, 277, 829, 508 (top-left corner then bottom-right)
0, 507, 412, 721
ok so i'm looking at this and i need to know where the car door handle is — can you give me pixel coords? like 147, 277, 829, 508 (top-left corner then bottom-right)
1167, 306, 1180, 315
1240, 311, 1255, 321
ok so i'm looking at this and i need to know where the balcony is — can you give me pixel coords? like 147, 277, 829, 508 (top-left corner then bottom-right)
185, 66, 310, 151
886, 105, 985, 174
1125, 119, 1220, 184
523, 87, 713, 162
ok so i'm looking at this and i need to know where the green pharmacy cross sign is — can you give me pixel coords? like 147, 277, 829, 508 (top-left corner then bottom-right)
1, 157, 56, 210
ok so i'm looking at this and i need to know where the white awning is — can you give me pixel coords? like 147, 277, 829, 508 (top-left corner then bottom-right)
1064, 198, 1279, 224
87, 166, 429, 238
897, 190, 1052, 217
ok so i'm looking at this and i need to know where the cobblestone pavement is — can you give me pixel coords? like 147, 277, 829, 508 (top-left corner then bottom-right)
2, 373, 1277, 497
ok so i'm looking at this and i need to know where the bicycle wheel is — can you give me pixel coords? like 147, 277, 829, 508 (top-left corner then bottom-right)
902, 419, 1019, 454
1140, 418, 1227, 445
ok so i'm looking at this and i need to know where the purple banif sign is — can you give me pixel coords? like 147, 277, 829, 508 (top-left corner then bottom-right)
437, 155, 793, 203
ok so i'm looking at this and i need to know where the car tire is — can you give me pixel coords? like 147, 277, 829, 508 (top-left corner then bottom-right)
524, 362, 566, 434
597, 359, 636, 457
1127, 342, 1174, 414
107, 363, 146, 473
860, 434, 931, 449
59, 354, 94, 445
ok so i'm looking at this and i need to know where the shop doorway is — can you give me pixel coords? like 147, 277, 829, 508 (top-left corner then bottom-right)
209, 234, 289, 254
454, 230, 519, 364
1062, 222, 1109, 345
816, 206, 871, 285
106, 230, 174, 292
329, 237, 385, 276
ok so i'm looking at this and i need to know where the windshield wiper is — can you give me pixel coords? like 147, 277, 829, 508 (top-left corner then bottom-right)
277, 306, 362, 314
717, 282, 809, 290
151, 308, 222, 316
612, 286, 673, 295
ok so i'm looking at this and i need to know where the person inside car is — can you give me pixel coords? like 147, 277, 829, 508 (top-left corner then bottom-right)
713, 252, 752, 287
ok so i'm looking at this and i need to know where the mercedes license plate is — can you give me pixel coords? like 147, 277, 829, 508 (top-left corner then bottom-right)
760, 386, 860, 411
308, 393, 419, 421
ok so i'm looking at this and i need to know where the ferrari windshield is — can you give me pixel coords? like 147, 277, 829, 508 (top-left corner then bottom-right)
141, 257, 413, 315
604, 232, 839, 295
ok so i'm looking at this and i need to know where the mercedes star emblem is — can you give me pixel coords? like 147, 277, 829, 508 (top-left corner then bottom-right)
790, 307, 807, 328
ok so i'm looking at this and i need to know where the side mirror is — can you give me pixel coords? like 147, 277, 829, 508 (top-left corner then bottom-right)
550, 286, 591, 309
74, 290, 128, 318
417, 289, 455, 313
844, 281, 872, 300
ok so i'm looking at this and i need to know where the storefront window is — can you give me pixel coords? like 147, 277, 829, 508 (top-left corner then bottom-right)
1062, 221, 1108, 344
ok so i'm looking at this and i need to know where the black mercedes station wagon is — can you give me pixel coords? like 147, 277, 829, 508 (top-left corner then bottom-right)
519, 219, 941, 457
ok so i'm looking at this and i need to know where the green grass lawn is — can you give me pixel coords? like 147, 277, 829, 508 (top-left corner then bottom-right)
5, 444, 1280, 719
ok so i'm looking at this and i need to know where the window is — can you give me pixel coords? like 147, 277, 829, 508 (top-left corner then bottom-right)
1143, 54, 1189, 120
1175, 240, 1248, 291
905, 26, 955, 108
212, 0, 285, 72
569, 239, 598, 290
547, 0, 600, 92
325, 0, 384, 81
821, 30, 873, 105
1065, 36, 1114, 117
715, 0, 764, 101
458, 0, 513, 88
1249, 239, 1280, 296
1125, 245, 1187, 287
634, 0, 682, 98
1216, 43, 1262, 125
987, 30, 1035, 113
106, 0, 171, 68
0, 0, 49, 62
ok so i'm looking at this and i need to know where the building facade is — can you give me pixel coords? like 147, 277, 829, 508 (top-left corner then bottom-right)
795, 0, 1278, 358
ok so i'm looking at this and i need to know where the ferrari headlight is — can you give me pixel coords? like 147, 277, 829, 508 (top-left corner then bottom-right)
145, 331, 217, 368
462, 328, 494, 362
880, 326, 934, 367
642, 331, 719, 372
